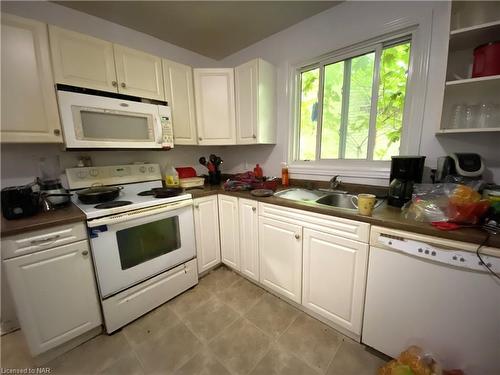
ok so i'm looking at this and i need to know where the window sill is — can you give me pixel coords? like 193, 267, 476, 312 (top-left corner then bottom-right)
288, 161, 391, 181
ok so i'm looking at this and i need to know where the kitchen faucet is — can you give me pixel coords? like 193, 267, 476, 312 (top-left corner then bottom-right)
330, 175, 342, 190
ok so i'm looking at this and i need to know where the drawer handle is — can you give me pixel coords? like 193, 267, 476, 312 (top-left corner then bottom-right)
295, 234, 300, 240
30, 235, 60, 245
121, 82, 126, 88
82, 250, 89, 256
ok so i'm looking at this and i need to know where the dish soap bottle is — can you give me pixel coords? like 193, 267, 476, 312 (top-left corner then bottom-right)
281, 162, 289, 187
254, 164, 263, 178
164, 163, 179, 188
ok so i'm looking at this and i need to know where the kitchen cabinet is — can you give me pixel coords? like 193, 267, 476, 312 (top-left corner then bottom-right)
193, 196, 221, 274
163, 59, 197, 145
238, 198, 259, 282
48, 25, 117, 93
302, 228, 368, 335
259, 216, 302, 303
235, 58, 277, 144
193, 69, 236, 145
218, 195, 240, 270
113, 44, 164, 100
49, 26, 165, 100
3, 231, 101, 355
1, 14, 62, 143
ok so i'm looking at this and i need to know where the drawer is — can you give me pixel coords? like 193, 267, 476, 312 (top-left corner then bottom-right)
1, 222, 87, 260
259, 202, 370, 243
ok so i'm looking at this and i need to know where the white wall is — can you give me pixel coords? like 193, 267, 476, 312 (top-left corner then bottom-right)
218, 1, 499, 184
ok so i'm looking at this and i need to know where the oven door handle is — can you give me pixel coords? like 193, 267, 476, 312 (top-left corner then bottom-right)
87, 199, 193, 227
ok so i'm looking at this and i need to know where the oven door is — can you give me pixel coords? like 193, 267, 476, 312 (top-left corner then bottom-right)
88, 200, 195, 298
57, 90, 163, 149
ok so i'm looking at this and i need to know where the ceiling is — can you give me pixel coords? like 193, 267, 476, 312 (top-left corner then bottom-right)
54, 1, 340, 60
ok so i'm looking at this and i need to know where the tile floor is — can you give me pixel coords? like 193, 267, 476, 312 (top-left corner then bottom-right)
1, 266, 387, 375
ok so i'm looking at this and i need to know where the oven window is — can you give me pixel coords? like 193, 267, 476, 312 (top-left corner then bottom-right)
116, 217, 181, 270
80, 111, 151, 141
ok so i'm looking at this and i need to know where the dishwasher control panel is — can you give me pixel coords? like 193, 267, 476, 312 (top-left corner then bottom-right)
378, 234, 499, 273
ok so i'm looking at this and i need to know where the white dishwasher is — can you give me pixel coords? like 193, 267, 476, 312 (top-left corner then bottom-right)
363, 226, 500, 375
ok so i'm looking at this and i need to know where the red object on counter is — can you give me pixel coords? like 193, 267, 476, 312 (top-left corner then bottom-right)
472, 41, 500, 78
253, 164, 263, 178
175, 167, 197, 178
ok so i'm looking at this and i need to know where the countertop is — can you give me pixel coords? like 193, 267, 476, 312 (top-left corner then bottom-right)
1, 203, 86, 238
189, 185, 500, 249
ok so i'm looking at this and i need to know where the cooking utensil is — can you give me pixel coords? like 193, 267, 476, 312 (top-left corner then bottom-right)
199, 157, 207, 168
76, 185, 123, 204
37, 178, 72, 206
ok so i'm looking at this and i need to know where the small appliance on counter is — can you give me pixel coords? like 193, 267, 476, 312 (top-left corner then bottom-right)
435, 153, 484, 183
37, 178, 71, 207
1, 184, 39, 220
388, 156, 426, 207
199, 154, 223, 185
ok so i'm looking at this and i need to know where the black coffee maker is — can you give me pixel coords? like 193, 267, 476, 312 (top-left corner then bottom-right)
388, 156, 426, 207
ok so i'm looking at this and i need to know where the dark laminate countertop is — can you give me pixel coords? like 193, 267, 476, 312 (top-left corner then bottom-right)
189, 185, 500, 249
1, 203, 86, 238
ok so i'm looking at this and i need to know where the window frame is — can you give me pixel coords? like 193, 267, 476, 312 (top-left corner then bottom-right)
288, 25, 429, 181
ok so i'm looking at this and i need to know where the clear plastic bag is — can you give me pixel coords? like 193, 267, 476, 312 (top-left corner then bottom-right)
402, 182, 490, 224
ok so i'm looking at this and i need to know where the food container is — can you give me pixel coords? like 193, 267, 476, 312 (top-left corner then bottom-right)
179, 177, 205, 189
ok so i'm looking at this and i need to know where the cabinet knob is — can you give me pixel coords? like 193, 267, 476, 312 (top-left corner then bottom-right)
252, 134, 257, 139
294, 234, 300, 240
112, 81, 118, 87
194, 205, 199, 209
53, 129, 61, 136
82, 250, 89, 256
252, 207, 256, 212
121, 82, 126, 88
198, 137, 203, 141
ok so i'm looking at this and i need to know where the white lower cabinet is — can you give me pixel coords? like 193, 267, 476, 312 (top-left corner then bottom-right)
218, 195, 240, 270
3, 240, 101, 355
193, 196, 221, 273
259, 216, 302, 303
302, 228, 368, 335
239, 198, 259, 282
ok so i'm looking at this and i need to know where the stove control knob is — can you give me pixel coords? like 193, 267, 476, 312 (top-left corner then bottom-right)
89, 169, 99, 177
77, 171, 87, 179
139, 166, 146, 173
148, 166, 155, 173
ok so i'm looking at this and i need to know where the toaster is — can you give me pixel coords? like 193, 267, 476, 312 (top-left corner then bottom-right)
1, 184, 39, 220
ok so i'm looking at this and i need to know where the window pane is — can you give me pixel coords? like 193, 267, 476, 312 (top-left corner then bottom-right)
374, 42, 411, 160
345, 53, 375, 159
321, 61, 344, 159
298, 68, 320, 160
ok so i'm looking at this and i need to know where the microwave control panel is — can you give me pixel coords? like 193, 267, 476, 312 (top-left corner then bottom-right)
161, 115, 174, 147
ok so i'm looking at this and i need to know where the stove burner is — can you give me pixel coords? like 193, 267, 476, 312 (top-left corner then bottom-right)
137, 190, 155, 196
94, 200, 133, 209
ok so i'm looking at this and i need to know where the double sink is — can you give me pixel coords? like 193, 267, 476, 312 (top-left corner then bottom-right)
273, 188, 382, 210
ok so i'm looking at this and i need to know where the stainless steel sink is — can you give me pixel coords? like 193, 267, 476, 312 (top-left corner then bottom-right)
315, 193, 357, 210
273, 188, 325, 202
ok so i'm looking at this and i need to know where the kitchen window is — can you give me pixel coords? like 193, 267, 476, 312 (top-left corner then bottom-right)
295, 36, 412, 163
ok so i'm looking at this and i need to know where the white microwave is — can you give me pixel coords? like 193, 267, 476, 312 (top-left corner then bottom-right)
57, 90, 174, 149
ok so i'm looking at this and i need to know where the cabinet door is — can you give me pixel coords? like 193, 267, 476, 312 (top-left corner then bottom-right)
114, 44, 165, 100
193, 196, 221, 274
259, 216, 302, 303
239, 198, 259, 281
193, 69, 236, 145
163, 59, 197, 145
49, 25, 117, 93
235, 59, 258, 144
4, 240, 102, 355
302, 228, 368, 335
1, 14, 62, 143
218, 195, 240, 270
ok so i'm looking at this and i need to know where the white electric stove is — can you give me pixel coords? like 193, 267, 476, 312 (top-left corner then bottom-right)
66, 164, 198, 333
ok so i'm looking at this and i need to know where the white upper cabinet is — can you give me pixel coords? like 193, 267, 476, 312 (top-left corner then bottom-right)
163, 59, 197, 145
239, 198, 259, 282
1, 14, 62, 143
218, 195, 240, 270
259, 216, 302, 303
49, 25, 117, 93
302, 228, 368, 335
193, 196, 221, 274
193, 69, 236, 145
49, 26, 165, 100
114, 44, 164, 100
235, 58, 277, 144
